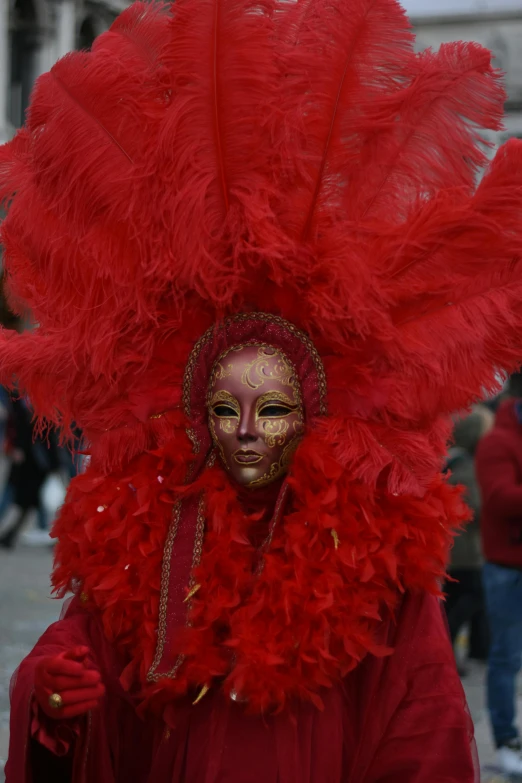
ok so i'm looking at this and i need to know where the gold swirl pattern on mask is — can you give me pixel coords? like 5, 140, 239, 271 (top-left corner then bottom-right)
219, 419, 237, 434
255, 390, 300, 418
249, 434, 302, 488
212, 361, 233, 384
241, 347, 295, 391
262, 419, 289, 448
205, 342, 305, 422
183, 314, 328, 457
208, 390, 240, 436
208, 415, 230, 468
184, 314, 328, 420
293, 420, 305, 436
208, 389, 240, 414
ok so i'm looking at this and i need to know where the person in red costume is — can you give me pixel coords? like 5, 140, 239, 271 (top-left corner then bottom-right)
1, 0, 522, 780
476, 373, 522, 774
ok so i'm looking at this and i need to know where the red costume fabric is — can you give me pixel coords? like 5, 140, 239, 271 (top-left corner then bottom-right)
476, 399, 522, 568
1, 0, 522, 779
7, 591, 477, 783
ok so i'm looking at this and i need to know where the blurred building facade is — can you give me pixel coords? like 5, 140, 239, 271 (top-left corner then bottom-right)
413, 7, 522, 151
0, 0, 130, 144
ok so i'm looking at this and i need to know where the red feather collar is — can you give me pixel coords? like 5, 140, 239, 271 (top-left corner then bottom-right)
52, 417, 468, 713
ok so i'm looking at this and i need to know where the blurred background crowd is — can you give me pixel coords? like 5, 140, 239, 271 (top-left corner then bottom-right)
1, 0, 522, 780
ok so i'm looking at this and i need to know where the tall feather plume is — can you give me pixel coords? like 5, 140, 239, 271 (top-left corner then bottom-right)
3, 0, 172, 313
273, 0, 414, 241
347, 41, 506, 223
0, 2, 181, 445
102, 1, 171, 67
381, 139, 522, 417
261, 0, 415, 346
326, 138, 522, 492
158, 0, 282, 304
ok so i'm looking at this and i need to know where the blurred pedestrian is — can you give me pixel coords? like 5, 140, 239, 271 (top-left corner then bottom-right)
444, 406, 493, 675
476, 372, 522, 775
0, 395, 60, 548
0, 385, 11, 448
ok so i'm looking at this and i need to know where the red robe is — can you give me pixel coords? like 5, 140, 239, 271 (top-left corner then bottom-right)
6, 589, 478, 783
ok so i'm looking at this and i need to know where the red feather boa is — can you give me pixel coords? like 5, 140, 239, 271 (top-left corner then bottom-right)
52, 418, 469, 713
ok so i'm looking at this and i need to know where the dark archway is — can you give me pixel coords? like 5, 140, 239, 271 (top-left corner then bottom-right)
78, 16, 96, 50
9, 0, 40, 128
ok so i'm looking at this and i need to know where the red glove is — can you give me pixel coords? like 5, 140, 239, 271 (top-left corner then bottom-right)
34, 646, 105, 719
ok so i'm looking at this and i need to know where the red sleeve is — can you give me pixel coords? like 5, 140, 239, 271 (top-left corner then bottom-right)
364, 591, 478, 783
476, 433, 522, 520
5, 602, 94, 783
29, 694, 81, 757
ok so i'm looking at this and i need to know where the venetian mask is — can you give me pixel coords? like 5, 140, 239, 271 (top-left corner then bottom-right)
207, 345, 305, 487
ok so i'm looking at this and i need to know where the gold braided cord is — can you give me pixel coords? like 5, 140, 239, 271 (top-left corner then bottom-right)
146, 502, 182, 682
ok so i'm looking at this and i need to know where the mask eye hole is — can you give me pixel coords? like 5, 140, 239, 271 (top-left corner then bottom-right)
258, 404, 294, 418
213, 404, 239, 418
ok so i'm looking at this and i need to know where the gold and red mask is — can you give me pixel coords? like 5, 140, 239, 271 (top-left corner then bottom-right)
182, 314, 328, 483
208, 345, 304, 487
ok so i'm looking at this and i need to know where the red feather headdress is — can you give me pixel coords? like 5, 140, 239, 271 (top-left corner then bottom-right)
0, 0, 521, 711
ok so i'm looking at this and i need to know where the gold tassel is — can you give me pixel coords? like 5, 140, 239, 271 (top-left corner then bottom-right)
192, 684, 210, 705
184, 583, 201, 603
331, 530, 340, 550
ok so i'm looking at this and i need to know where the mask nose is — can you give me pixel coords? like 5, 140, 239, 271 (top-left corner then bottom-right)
237, 405, 257, 443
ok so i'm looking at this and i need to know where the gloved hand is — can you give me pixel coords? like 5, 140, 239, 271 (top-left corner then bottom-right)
34, 645, 105, 719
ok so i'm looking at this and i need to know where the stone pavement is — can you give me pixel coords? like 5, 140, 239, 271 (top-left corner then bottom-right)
464, 658, 522, 782
0, 545, 64, 782
0, 544, 521, 782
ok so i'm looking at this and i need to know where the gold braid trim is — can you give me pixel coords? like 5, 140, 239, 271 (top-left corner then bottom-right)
147, 502, 182, 681
147, 494, 207, 683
